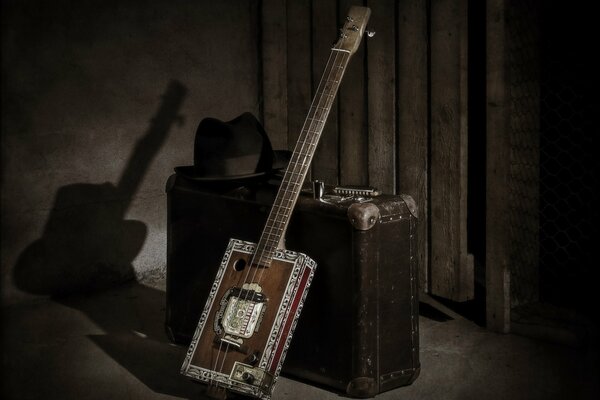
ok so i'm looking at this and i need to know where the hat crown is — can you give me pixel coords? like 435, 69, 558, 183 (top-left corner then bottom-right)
187, 113, 273, 179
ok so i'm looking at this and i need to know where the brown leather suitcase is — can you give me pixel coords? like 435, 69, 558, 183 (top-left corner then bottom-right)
165, 173, 420, 397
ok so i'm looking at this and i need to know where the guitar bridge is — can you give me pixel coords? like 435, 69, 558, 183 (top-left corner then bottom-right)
214, 335, 249, 355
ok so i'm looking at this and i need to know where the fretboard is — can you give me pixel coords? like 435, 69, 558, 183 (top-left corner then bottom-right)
253, 48, 351, 267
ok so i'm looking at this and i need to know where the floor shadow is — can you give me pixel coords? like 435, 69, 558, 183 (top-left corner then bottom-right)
419, 301, 454, 322
57, 283, 207, 399
67, 284, 252, 399
430, 282, 487, 327
11, 80, 203, 398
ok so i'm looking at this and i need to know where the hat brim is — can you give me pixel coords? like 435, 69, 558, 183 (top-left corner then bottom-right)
174, 166, 268, 181
175, 150, 292, 182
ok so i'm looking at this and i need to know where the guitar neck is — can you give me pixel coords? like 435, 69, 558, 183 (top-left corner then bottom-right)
254, 49, 352, 267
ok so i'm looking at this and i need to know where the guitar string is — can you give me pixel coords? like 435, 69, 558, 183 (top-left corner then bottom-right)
244, 34, 349, 307
249, 41, 346, 275
244, 34, 349, 357
208, 339, 225, 388
250, 50, 350, 287
211, 44, 345, 381
246, 53, 350, 375
235, 30, 347, 318
238, 28, 350, 370
250, 29, 351, 278
208, 49, 341, 381
211, 21, 352, 386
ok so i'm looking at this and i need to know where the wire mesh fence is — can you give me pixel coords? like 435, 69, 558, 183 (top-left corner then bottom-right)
538, 4, 596, 311
505, 0, 595, 313
507, 0, 540, 307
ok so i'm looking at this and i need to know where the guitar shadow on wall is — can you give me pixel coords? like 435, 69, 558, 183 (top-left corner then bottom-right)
12, 80, 211, 399
13, 80, 187, 296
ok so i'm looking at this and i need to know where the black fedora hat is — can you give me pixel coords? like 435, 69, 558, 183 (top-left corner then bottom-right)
175, 112, 290, 181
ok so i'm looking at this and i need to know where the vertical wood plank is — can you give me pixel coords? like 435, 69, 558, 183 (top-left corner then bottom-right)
367, 0, 396, 194
261, 0, 288, 150
430, 0, 473, 301
486, 0, 511, 332
338, 0, 368, 186
396, 0, 429, 292
286, 0, 312, 151
311, 0, 339, 184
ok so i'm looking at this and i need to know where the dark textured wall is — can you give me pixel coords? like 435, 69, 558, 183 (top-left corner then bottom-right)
1, 0, 260, 303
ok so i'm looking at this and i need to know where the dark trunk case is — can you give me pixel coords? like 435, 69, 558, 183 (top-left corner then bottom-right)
165, 174, 420, 397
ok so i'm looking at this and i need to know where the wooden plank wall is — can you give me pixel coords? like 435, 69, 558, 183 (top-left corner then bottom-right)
261, 0, 288, 150
367, 0, 396, 194
486, 0, 511, 332
285, 1, 312, 152
311, 0, 339, 184
429, 0, 473, 301
265, 0, 408, 191
339, 0, 368, 186
396, 0, 429, 294
260, 0, 471, 300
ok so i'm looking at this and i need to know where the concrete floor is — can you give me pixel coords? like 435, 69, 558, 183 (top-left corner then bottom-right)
2, 280, 598, 400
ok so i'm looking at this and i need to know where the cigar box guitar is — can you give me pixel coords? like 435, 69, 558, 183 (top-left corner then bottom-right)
181, 6, 372, 399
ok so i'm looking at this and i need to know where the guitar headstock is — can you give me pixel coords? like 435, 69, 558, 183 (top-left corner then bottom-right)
334, 6, 372, 55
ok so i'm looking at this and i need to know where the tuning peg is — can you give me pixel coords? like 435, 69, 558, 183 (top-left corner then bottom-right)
366, 29, 376, 37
